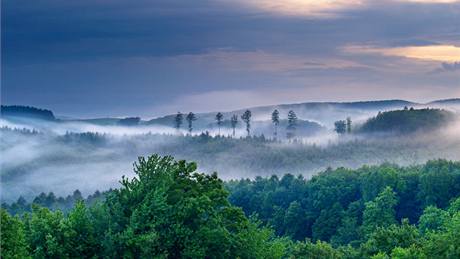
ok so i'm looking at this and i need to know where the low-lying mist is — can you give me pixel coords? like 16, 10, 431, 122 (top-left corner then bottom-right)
1, 116, 460, 202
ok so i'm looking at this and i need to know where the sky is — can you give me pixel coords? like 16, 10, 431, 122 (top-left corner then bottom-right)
2, 0, 460, 118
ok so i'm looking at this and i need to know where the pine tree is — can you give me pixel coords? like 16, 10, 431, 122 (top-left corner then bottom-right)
346, 117, 352, 134
174, 112, 183, 132
286, 110, 298, 140
215, 112, 224, 135
272, 109, 280, 140
230, 114, 238, 137
186, 112, 197, 134
241, 110, 252, 137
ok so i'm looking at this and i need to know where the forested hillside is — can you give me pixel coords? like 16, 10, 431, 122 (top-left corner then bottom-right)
0, 105, 55, 121
2, 156, 460, 258
359, 108, 455, 134
3, 123, 460, 202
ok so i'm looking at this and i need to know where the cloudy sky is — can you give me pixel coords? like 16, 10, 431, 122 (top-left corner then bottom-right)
2, 0, 460, 118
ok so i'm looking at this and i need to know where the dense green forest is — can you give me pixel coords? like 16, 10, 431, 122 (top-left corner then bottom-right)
358, 108, 454, 134
2, 155, 460, 258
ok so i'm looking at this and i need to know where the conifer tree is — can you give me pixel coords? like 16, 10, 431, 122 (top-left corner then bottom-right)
186, 112, 197, 134
241, 110, 252, 137
215, 112, 224, 135
272, 109, 280, 140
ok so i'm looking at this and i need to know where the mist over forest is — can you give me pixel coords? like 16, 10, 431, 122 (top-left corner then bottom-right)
1, 100, 460, 202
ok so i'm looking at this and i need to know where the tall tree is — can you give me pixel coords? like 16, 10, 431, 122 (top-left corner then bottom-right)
346, 117, 352, 134
286, 110, 298, 140
230, 114, 238, 137
174, 112, 183, 131
241, 110, 252, 137
334, 120, 346, 134
362, 187, 398, 236
186, 112, 197, 134
0, 209, 30, 258
215, 112, 224, 135
271, 109, 280, 140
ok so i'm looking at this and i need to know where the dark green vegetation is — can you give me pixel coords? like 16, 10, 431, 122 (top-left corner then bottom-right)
1, 155, 286, 258
2, 156, 460, 258
359, 108, 454, 134
1, 105, 55, 121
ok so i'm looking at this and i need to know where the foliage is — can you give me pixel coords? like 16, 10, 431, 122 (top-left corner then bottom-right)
286, 110, 298, 140
272, 109, 280, 139
359, 108, 454, 134
186, 112, 197, 133
335, 120, 347, 134
0, 209, 30, 258
228, 159, 460, 244
174, 112, 183, 130
1, 155, 286, 258
241, 110, 252, 136
2, 157, 460, 258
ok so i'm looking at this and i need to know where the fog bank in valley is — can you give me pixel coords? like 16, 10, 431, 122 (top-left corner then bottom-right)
1, 113, 460, 202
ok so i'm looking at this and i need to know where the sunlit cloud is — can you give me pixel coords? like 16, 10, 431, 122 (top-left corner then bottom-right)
344, 45, 460, 62
401, 0, 459, 3
235, 0, 458, 17
237, 0, 364, 17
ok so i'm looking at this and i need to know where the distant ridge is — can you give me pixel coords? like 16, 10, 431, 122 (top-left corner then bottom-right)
1, 105, 55, 121
2, 98, 458, 124
427, 98, 460, 105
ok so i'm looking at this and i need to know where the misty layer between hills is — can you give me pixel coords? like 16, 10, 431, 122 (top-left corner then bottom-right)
1, 113, 460, 202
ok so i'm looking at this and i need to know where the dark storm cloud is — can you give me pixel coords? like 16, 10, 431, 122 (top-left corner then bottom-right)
1, 0, 459, 117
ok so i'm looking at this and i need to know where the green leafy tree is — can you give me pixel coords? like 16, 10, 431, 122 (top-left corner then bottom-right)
25, 205, 67, 258
361, 219, 420, 256
362, 187, 398, 236
418, 206, 449, 233
215, 112, 224, 135
331, 201, 364, 246
61, 201, 98, 257
241, 110, 252, 137
1, 209, 30, 259
102, 155, 285, 258
272, 109, 280, 140
289, 240, 343, 259
312, 203, 344, 242
186, 112, 197, 134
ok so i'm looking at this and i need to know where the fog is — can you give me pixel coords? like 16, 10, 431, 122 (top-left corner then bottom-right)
1, 112, 460, 203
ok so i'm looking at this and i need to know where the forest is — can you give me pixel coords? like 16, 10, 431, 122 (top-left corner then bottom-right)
2, 116, 460, 203
2, 105, 460, 258
2, 155, 460, 258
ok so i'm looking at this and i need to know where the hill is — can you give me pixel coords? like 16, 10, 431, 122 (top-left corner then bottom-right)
0, 105, 55, 121
359, 108, 455, 134
147, 99, 418, 129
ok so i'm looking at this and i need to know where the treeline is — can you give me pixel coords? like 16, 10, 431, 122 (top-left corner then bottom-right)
359, 108, 454, 134
174, 109, 311, 140
228, 159, 460, 242
173, 107, 455, 139
1, 190, 107, 216
2, 156, 460, 258
1, 105, 55, 121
